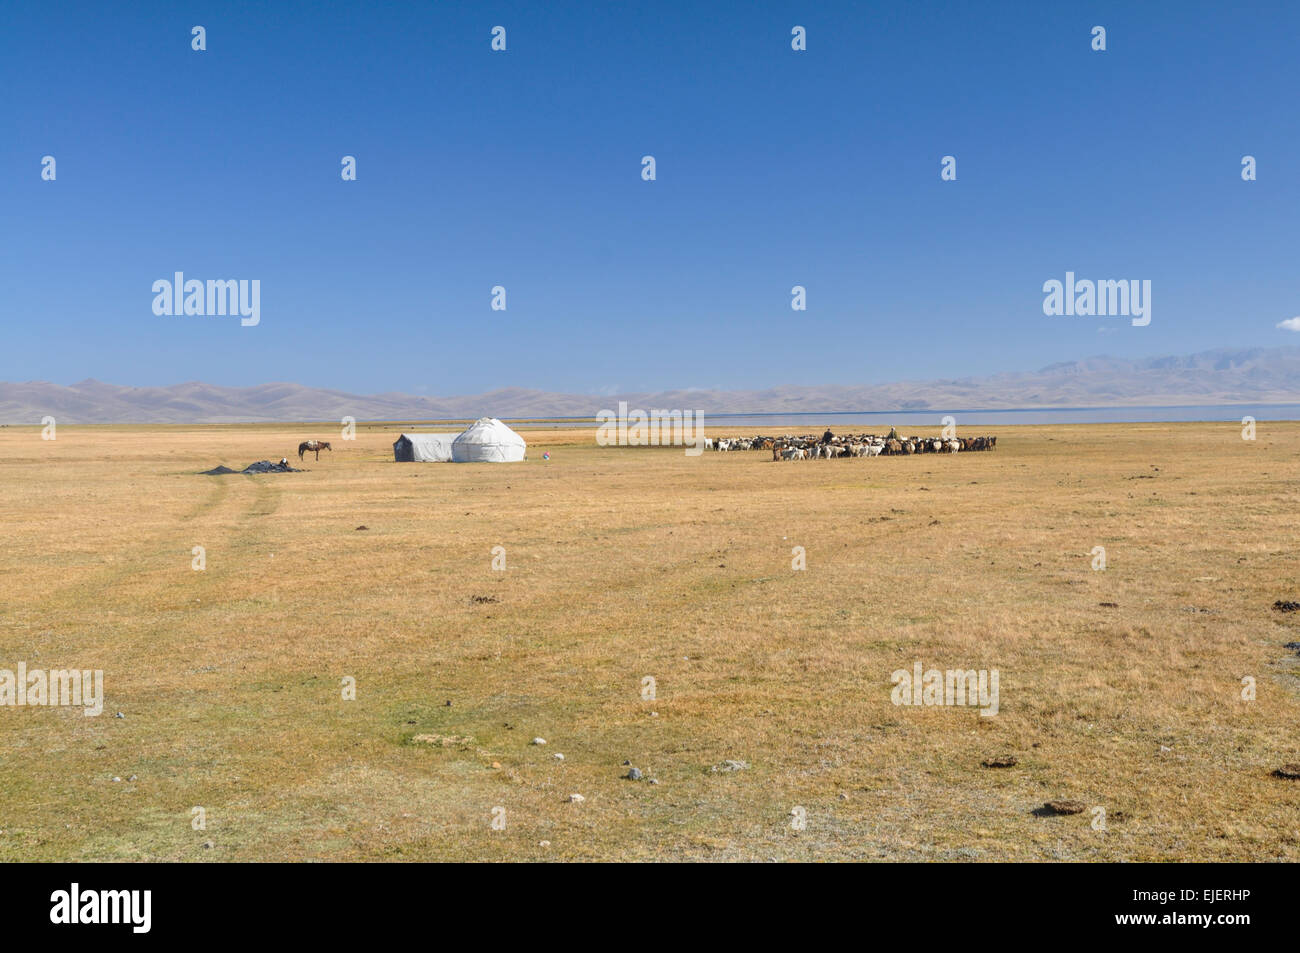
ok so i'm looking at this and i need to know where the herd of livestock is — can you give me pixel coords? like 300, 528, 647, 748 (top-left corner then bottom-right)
707, 432, 997, 459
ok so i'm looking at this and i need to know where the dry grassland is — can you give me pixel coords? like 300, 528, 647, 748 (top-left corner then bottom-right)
1, 421, 1298, 861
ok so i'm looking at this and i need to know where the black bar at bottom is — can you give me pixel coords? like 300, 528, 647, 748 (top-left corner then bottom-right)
0, 861, 1281, 940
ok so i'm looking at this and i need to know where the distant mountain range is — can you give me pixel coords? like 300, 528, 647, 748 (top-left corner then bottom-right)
3, 347, 1300, 424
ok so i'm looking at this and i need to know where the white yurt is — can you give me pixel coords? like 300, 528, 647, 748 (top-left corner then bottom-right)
393, 433, 457, 462
451, 417, 527, 462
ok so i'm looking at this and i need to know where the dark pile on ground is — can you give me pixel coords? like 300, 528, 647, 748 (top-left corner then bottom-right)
201, 461, 302, 475
242, 460, 302, 473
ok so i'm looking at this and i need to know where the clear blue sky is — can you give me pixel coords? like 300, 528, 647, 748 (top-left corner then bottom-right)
4, 1, 1299, 396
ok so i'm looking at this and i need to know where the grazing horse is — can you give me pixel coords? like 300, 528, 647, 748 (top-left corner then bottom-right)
298, 440, 331, 461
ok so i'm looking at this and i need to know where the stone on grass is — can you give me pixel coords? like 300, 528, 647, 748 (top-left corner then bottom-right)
711, 759, 750, 773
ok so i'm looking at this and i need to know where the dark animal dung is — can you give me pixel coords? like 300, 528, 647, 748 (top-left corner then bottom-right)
1044, 800, 1086, 815
981, 755, 1018, 768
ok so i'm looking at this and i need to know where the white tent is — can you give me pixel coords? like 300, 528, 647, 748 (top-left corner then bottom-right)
393, 433, 457, 462
451, 417, 527, 463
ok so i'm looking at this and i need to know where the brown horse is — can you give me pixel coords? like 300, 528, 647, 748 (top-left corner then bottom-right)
298, 440, 332, 461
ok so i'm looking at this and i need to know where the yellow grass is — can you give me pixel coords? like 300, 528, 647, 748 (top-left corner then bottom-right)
1, 420, 1298, 861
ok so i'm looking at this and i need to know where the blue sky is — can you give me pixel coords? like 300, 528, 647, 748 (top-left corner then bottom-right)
4, 1, 1299, 396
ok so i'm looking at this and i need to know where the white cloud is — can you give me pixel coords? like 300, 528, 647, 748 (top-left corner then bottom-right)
1277, 317, 1300, 332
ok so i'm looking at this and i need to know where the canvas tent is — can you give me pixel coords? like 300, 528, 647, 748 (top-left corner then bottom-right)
451, 417, 527, 463
393, 433, 457, 462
